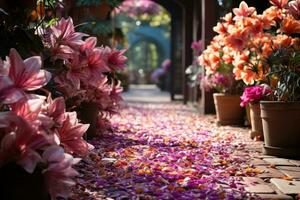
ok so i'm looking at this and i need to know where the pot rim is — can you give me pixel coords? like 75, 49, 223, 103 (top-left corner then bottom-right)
260, 101, 300, 105
213, 93, 240, 97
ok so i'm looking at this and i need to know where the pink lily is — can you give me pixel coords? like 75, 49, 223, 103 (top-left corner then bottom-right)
55, 112, 91, 156
104, 47, 128, 71
42, 145, 80, 200
46, 96, 66, 124
289, 0, 300, 19
0, 112, 50, 173
50, 17, 87, 50
0, 49, 51, 103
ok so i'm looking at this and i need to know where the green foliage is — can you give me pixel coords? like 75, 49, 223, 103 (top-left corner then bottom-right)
77, 20, 112, 35
266, 47, 300, 101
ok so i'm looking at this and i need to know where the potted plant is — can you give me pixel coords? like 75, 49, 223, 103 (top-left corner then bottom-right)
240, 85, 271, 140
261, 43, 300, 157
199, 46, 244, 126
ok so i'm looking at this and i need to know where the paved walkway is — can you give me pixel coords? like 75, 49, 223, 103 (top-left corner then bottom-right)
70, 86, 300, 200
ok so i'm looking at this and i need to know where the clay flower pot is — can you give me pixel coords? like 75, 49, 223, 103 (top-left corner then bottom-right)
213, 93, 244, 126
249, 103, 263, 140
77, 102, 100, 139
0, 163, 49, 200
260, 101, 300, 158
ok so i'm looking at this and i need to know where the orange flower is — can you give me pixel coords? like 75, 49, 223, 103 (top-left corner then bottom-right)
273, 34, 293, 49
280, 15, 300, 35
222, 13, 233, 24
262, 6, 283, 26
213, 22, 227, 35
247, 18, 264, 36
226, 28, 249, 50
233, 1, 256, 20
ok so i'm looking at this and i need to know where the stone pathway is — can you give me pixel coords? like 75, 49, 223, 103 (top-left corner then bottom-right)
70, 86, 300, 199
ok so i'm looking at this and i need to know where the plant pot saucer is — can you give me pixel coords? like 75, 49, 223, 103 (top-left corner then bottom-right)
263, 145, 300, 159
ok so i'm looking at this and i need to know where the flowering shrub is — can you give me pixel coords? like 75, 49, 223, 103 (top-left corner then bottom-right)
115, 0, 160, 18
0, 10, 126, 200
43, 17, 127, 132
0, 48, 92, 199
199, 0, 300, 98
240, 85, 271, 107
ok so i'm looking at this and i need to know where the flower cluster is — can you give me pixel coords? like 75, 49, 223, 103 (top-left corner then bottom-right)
240, 85, 271, 107
0, 48, 92, 199
115, 0, 160, 18
44, 18, 127, 132
199, 0, 300, 86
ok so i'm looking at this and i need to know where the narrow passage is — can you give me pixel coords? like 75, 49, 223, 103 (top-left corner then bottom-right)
71, 102, 261, 199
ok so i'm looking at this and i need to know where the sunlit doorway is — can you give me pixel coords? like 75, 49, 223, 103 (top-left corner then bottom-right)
112, 0, 172, 102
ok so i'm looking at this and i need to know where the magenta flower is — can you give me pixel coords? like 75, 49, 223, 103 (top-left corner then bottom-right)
240, 84, 271, 107
116, 0, 160, 18
191, 40, 203, 56
42, 145, 80, 199
0, 49, 51, 104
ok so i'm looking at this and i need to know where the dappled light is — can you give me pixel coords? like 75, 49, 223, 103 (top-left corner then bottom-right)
0, 0, 300, 200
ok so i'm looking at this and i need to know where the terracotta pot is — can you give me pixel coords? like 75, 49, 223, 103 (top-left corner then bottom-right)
249, 103, 263, 140
260, 101, 300, 158
213, 93, 244, 126
0, 163, 49, 200
246, 104, 251, 126
77, 102, 100, 139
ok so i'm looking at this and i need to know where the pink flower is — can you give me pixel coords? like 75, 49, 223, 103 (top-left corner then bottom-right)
54, 112, 91, 156
42, 145, 80, 199
0, 112, 50, 173
0, 75, 22, 104
289, 0, 300, 19
0, 49, 51, 104
49, 17, 87, 61
100, 47, 127, 71
240, 84, 271, 107
270, 0, 289, 8
50, 17, 87, 50
10, 97, 54, 132
46, 96, 66, 124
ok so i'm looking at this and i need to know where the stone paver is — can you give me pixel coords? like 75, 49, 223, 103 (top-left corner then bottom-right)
256, 166, 286, 178
289, 160, 300, 167
271, 178, 300, 194
250, 158, 269, 166
277, 166, 300, 178
257, 193, 293, 200
263, 158, 295, 166
243, 177, 275, 194
245, 184, 275, 194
